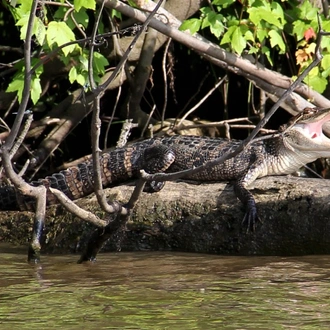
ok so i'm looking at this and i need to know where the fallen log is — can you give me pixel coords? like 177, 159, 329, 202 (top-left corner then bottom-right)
0, 176, 329, 256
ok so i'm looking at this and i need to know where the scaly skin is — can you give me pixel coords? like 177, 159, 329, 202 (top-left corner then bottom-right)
1, 107, 330, 228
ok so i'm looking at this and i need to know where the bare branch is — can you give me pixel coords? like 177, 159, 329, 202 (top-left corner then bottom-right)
176, 75, 227, 128
101, 0, 330, 110
49, 187, 108, 227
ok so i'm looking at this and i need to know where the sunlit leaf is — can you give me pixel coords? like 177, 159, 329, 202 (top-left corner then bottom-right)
179, 18, 202, 35
46, 21, 76, 56
31, 78, 42, 104
6, 73, 24, 103
69, 66, 78, 84
261, 46, 273, 66
220, 25, 236, 45
212, 0, 235, 8
93, 52, 109, 75
305, 72, 327, 93
74, 0, 95, 12
231, 26, 246, 54
268, 30, 286, 53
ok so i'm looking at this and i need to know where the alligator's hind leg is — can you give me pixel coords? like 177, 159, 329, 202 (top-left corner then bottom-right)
79, 144, 176, 262
140, 144, 176, 192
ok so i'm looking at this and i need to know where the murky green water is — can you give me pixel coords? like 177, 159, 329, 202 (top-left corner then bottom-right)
0, 244, 330, 329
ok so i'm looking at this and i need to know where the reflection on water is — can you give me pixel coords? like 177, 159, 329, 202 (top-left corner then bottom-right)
0, 244, 330, 329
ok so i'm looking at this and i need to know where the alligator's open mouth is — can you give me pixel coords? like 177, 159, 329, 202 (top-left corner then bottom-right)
308, 112, 330, 141
291, 108, 330, 150
296, 109, 330, 147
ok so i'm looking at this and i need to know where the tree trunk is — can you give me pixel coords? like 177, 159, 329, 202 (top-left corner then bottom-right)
1, 176, 330, 256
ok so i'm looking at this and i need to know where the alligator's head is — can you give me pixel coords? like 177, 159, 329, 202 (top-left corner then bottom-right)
282, 107, 330, 159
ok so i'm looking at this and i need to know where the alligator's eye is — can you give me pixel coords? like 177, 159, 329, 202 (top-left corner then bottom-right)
303, 107, 318, 115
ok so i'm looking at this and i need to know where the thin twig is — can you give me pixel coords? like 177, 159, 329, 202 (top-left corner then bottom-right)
49, 188, 109, 227
9, 113, 33, 159
116, 119, 139, 148
176, 75, 227, 128
161, 37, 172, 125
88, 0, 106, 91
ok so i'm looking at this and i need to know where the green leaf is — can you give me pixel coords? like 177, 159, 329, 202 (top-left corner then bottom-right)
111, 9, 122, 20
220, 25, 236, 45
292, 20, 307, 40
321, 67, 330, 78
179, 18, 201, 35
69, 66, 78, 84
201, 10, 224, 38
261, 45, 273, 66
209, 14, 224, 38
93, 52, 109, 75
68, 66, 87, 86
270, 2, 285, 25
31, 77, 42, 104
231, 26, 246, 54
299, 0, 318, 20
35, 17, 46, 45
268, 30, 286, 53
212, 0, 235, 7
31, 58, 44, 78
6, 73, 24, 103
321, 35, 330, 52
76, 73, 87, 86
248, 46, 258, 55
305, 73, 327, 93
74, 0, 96, 12
16, 14, 29, 40
323, 20, 330, 33
19, 0, 33, 13
46, 21, 76, 56
200, 7, 213, 29
79, 54, 89, 72
244, 30, 255, 43
321, 54, 330, 71
248, 7, 282, 28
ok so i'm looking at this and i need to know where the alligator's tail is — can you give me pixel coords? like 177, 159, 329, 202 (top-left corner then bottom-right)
0, 147, 141, 211
0, 138, 171, 211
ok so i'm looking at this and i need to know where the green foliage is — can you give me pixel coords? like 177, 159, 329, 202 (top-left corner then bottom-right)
5, 0, 110, 104
46, 21, 77, 56
68, 51, 109, 86
180, 0, 330, 94
7, 58, 43, 104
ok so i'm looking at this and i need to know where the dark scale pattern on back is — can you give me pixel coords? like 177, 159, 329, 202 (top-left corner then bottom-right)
160, 135, 261, 181
0, 135, 279, 211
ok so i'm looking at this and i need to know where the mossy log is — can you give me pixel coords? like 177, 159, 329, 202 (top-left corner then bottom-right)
0, 176, 330, 256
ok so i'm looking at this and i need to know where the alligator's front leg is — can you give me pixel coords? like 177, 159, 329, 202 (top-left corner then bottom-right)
234, 174, 261, 231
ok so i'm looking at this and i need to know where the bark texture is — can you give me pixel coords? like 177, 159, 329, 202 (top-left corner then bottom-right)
1, 176, 330, 256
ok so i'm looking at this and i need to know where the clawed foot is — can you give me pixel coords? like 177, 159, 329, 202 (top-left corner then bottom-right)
143, 181, 165, 193
241, 205, 262, 233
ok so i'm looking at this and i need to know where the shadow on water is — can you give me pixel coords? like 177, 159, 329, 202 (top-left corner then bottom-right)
0, 243, 330, 329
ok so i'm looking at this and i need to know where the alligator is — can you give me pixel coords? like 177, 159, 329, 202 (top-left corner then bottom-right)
1, 107, 330, 228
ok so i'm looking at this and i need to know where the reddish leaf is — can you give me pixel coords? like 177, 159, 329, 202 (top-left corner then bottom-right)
304, 27, 316, 41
